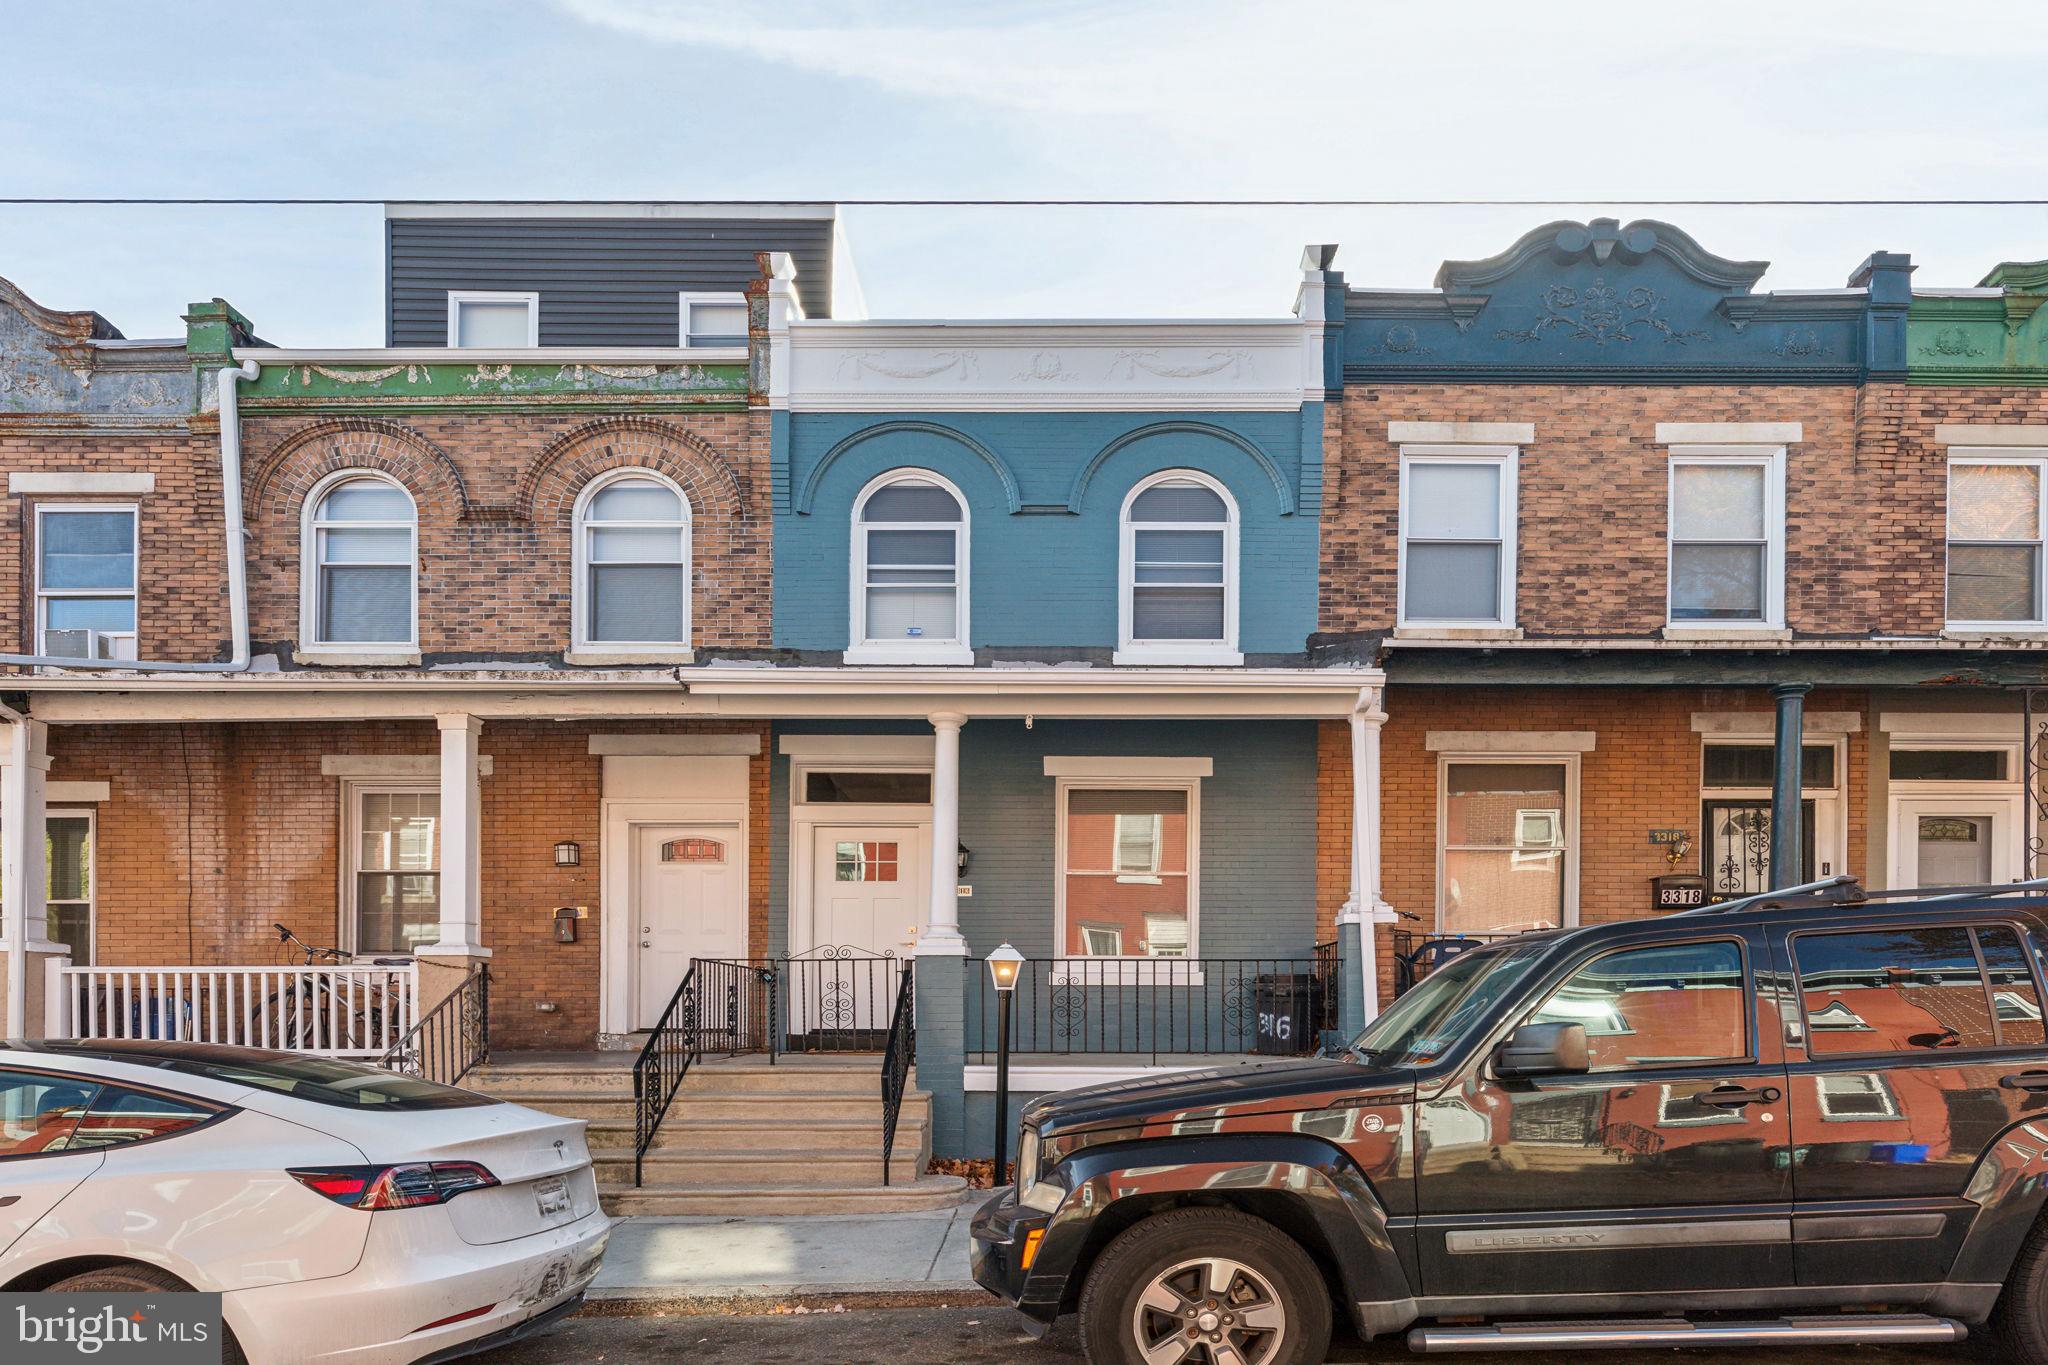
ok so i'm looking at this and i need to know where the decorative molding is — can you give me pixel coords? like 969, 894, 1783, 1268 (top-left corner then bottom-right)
1043, 755, 1213, 777
1655, 422, 1802, 445
1425, 731, 1596, 753
320, 754, 494, 777
6, 472, 156, 495
794, 420, 1023, 515
782, 320, 1312, 412
587, 733, 761, 756
1388, 421, 1534, 444
1067, 420, 1295, 516
1495, 278, 1707, 347
1691, 711, 1863, 736
1438, 219, 1769, 294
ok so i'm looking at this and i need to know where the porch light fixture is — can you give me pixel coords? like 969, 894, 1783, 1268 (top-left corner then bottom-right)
986, 942, 1025, 1186
957, 842, 972, 876
554, 840, 582, 867
986, 942, 1024, 993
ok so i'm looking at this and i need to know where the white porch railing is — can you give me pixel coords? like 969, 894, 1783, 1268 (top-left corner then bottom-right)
46, 963, 420, 1059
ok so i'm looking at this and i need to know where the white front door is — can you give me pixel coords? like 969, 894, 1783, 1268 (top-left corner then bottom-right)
809, 824, 927, 957
635, 823, 745, 1030
1890, 794, 2024, 889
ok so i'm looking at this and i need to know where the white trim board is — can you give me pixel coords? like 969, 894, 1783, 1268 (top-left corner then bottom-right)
1935, 424, 2048, 447
1693, 711, 1864, 735
779, 735, 936, 760
1879, 712, 2024, 738
1043, 755, 1214, 778
321, 755, 494, 777
1387, 421, 1534, 444
46, 781, 110, 803
8, 473, 155, 495
589, 733, 760, 756
1425, 731, 1596, 753
1656, 422, 1803, 444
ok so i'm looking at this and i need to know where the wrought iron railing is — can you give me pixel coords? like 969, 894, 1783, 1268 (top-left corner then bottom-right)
966, 947, 1339, 1065
631, 963, 699, 1188
379, 965, 487, 1085
879, 961, 915, 1187
779, 946, 902, 1053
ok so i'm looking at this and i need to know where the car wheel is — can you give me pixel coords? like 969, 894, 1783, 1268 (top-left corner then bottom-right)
1077, 1207, 1332, 1365
1996, 1217, 2048, 1364
48, 1265, 247, 1364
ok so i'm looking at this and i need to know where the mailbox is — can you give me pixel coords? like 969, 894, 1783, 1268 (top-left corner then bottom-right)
1651, 874, 1708, 912
554, 906, 579, 943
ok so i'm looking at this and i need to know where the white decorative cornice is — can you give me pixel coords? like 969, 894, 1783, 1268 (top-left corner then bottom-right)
779, 319, 1313, 412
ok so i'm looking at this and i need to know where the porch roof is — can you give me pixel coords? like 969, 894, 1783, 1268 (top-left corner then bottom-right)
10, 663, 1384, 724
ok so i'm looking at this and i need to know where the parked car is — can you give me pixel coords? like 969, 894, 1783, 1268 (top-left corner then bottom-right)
0, 1040, 610, 1364
972, 875, 2048, 1362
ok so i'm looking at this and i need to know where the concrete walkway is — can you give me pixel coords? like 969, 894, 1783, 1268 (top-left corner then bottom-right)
590, 1205, 985, 1302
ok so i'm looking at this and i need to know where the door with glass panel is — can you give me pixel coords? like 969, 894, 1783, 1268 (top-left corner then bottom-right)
802, 825, 925, 1038
45, 812, 94, 965
1890, 796, 2021, 889
348, 787, 439, 953
1438, 761, 1572, 938
1698, 741, 1837, 900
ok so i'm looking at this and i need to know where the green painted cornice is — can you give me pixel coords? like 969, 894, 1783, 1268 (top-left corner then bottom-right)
236, 357, 750, 413
1909, 268, 2048, 385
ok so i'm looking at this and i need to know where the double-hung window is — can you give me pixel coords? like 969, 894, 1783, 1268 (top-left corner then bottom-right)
1947, 452, 2048, 627
1398, 447, 1516, 627
848, 471, 969, 664
573, 472, 691, 653
1117, 471, 1240, 665
35, 506, 137, 661
680, 293, 748, 348
1058, 785, 1195, 959
346, 785, 440, 954
304, 474, 418, 652
446, 291, 538, 347
1667, 447, 1785, 627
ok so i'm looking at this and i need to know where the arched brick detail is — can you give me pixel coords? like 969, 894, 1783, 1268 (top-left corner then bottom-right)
247, 417, 471, 522
518, 416, 752, 528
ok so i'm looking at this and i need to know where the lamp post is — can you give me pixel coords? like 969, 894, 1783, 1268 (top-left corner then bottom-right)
986, 943, 1024, 1186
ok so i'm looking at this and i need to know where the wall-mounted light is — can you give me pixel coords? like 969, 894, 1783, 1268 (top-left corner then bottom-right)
554, 840, 582, 867
957, 842, 971, 876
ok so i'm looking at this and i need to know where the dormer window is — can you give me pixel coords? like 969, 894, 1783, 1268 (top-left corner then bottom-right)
681, 293, 747, 348
446, 291, 538, 347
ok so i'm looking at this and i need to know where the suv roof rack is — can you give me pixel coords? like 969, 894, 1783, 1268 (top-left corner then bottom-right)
1675, 872, 2048, 918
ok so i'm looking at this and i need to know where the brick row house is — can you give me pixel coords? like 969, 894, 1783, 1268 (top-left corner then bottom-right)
2, 209, 2046, 1195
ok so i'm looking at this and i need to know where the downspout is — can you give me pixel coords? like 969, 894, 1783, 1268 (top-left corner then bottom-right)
1, 698, 26, 1038
0, 361, 258, 673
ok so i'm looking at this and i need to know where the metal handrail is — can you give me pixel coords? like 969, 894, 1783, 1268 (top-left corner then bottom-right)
378, 964, 488, 1086
631, 964, 698, 1189
878, 961, 915, 1187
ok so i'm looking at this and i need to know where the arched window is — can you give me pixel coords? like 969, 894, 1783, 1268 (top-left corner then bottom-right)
574, 472, 692, 651
303, 473, 417, 650
1118, 471, 1240, 665
849, 471, 969, 663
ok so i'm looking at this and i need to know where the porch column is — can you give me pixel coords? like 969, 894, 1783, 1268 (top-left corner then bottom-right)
1335, 686, 1389, 1035
422, 714, 488, 961
916, 711, 968, 1160
1770, 683, 1810, 889
1, 718, 64, 1038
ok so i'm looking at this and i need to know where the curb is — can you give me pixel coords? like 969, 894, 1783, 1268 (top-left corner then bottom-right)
580, 1283, 997, 1317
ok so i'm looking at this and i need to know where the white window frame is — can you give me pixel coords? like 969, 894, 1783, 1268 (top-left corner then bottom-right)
44, 806, 95, 967
1397, 445, 1518, 629
338, 778, 440, 955
33, 502, 138, 661
300, 470, 419, 655
679, 291, 748, 349
570, 468, 694, 659
846, 468, 972, 665
1052, 768, 1203, 982
445, 290, 539, 348
1434, 751, 1580, 937
1945, 449, 2048, 630
1665, 444, 1787, 630
1114, 468, 1241, 666
1699, 734, 1850, 883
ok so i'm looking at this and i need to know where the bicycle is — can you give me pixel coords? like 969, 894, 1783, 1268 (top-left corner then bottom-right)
254, 923, 413, 1053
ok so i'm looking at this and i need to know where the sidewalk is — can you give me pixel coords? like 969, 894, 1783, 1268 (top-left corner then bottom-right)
589, 1205, 989, 1307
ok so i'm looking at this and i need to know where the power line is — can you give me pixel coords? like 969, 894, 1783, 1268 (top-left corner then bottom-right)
2, 196, 2048, 207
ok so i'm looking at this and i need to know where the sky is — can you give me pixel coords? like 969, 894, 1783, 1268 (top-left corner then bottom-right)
3, 0, 2048, 345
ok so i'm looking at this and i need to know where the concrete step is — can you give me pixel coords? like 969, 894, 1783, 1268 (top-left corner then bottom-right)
466, 1069, 635, 1099
593, 1147, 926, 1188
678, 1061, 895, 1096
674, 1090, 928, 1122
600, 1174, 970, 1217
582, 1115, 912, 1152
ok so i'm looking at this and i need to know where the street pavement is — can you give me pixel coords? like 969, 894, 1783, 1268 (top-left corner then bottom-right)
588, 1206, 979, 1301
473, 1304, 2006, 1364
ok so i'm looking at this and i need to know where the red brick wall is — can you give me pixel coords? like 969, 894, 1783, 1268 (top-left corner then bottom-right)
240, 409, 769, 656
0, 421, 229, 664
48, 718, 772, 1050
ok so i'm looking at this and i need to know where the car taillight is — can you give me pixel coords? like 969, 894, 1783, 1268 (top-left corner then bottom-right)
289, 1162, 500, 1210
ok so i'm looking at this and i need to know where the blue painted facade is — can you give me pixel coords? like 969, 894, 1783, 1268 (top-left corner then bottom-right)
772, 410, 1324, 657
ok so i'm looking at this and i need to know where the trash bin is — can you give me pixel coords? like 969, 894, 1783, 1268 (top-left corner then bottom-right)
1254, 973, 1315, 1055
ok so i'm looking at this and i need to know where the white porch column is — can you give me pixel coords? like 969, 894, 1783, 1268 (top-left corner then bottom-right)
920, 711, 968, 956
1335, 686, 1390, 1027
421, 713, 488, 961
2, 718, 59, 1037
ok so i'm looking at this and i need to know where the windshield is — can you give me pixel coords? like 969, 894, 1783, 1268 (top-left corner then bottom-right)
1348, 945, 1541, 1067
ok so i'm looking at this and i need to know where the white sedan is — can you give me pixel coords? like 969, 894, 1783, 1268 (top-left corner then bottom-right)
0, 1040, 611, 1364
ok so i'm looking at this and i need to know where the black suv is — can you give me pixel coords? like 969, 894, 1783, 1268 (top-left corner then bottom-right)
971, 876, 2048, 1362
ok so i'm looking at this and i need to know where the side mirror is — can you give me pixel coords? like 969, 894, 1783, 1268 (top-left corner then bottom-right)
1494, 1022, 1590, 1079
